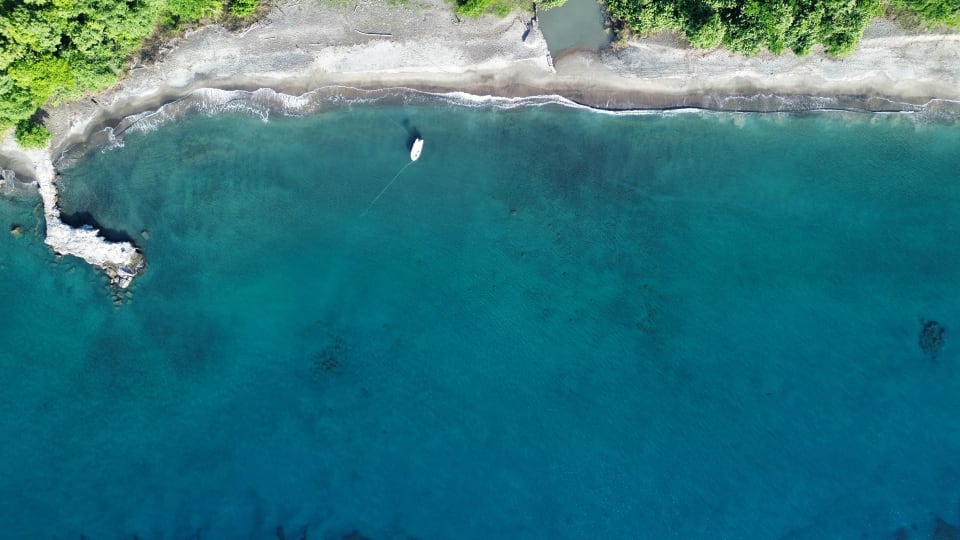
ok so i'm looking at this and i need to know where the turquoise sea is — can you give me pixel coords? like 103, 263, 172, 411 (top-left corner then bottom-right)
1, 102, 959, 539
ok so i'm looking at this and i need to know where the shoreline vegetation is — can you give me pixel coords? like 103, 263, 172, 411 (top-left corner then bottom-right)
0, 0, 267, 147
1, 0, 958, 147
591, 0, 956, 56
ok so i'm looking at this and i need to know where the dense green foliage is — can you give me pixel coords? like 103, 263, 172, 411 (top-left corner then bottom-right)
0, 0, 261, 145
455, 0, 524, 17
606, 0, 884, 55
230, 0, 260, 17
14, 118, 51, 148
0, 0, 162, 135
606, 0, 959, 55
166, 0, 223, 25
889, 0, 960, 26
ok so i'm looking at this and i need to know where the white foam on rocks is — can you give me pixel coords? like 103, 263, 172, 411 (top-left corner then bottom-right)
27, 147, 144, 288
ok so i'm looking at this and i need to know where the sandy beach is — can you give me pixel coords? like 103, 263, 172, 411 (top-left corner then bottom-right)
40, 0, 960, 155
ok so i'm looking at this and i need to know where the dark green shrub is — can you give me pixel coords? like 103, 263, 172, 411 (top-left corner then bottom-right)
890, 0, 960, 27
14, 120, 52, 149
167, 0, 224, 24
606, 0, 886, 56
231, 0, 261, 17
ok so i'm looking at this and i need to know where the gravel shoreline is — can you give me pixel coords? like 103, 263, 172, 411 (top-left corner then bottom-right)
33, 0, 960, 156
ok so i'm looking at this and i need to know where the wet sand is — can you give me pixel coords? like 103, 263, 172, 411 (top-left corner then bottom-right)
32, 0, 960, 156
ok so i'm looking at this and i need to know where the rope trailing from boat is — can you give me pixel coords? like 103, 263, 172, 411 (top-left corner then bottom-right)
361, 160, 415, 216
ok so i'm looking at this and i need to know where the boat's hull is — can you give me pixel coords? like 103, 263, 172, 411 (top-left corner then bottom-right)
410, 138, 424, 161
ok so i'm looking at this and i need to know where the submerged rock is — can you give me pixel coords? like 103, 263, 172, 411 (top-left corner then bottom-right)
309, 331, 347, 380
933, 516, 960, 540
9, 224, 22, 236
919, 319, 947, 361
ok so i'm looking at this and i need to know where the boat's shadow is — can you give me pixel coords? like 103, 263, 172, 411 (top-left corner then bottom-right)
399, 118, 422, 150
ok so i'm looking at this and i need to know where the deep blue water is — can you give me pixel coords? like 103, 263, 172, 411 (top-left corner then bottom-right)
1, 105, 959, 539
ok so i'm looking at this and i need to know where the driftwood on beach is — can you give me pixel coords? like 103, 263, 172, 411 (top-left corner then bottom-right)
354, 29, 393, 37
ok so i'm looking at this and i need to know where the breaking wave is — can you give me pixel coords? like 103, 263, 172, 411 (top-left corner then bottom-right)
54, 85, 960, 167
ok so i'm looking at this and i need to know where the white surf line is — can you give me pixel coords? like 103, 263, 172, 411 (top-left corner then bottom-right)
27, 148, 144, 288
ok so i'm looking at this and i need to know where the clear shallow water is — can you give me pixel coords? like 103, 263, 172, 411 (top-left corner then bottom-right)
2, 105, 960, 539
538, 0, 611, 56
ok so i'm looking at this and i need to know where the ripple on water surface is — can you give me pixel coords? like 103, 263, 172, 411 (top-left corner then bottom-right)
2, 105, 960, 539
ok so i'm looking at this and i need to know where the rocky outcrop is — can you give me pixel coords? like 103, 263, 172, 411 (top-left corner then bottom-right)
6, 140, 145, 288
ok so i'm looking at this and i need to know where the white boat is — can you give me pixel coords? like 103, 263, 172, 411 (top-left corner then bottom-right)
410, 137, 424, 161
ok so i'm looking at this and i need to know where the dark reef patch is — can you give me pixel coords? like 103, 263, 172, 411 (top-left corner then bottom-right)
933, 516, 960, 540
275, 524, 309, 540
919, 319, 947, 361
310, 331, 347, 379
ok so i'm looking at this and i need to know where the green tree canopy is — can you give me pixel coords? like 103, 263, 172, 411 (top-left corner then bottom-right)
889, 0, 960, 26
605, 0, 889, 55
607, 0, 959, 55
0, 0, 260, 144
